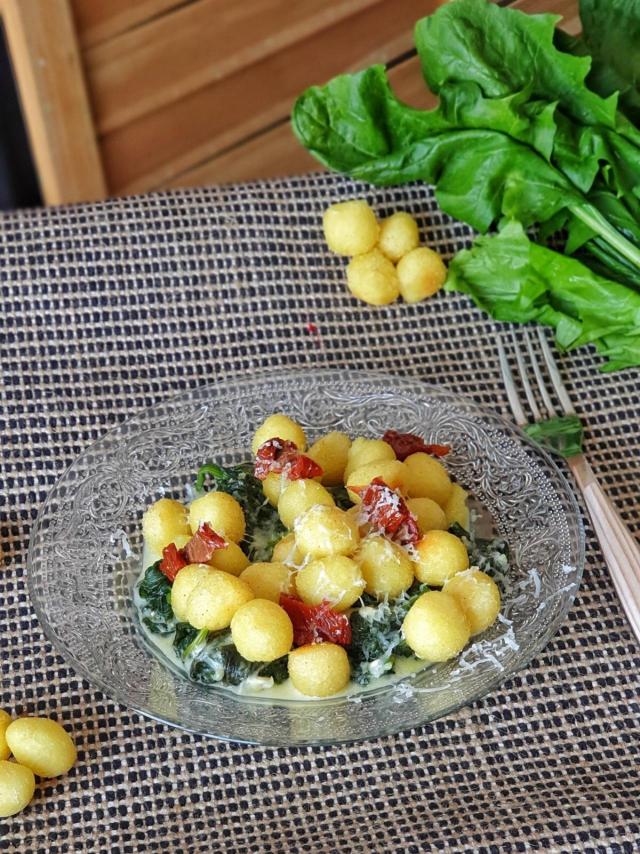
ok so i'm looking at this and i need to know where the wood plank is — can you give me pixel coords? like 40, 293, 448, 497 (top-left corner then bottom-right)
101, 0, 444, 194
85, 0, 384, 134
1, 0, 106, 204
70, 0, 188, 49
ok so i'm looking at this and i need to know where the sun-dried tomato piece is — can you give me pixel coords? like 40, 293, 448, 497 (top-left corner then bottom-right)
279, 595, 352, 646
382, 429, 450, 461
182, 522, 226, 564
354, 477, 420, 546
254, 437, 323, 481
159, 543, 188, 582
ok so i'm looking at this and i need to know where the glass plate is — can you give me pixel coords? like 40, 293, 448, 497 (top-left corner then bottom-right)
28, 369, 584, 745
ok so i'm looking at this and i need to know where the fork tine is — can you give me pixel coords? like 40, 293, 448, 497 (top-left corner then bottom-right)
511, 329, 542, 422
524, 329, 557, 417
536, 327, 576, 416
497, 335, 528, 427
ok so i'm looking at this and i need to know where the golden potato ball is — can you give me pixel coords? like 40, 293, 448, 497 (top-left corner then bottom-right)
277, 479, 335, 529
444, 483, 470, 530
240, 561, 296, 602
403, 452, 453, 506
378, 211, 420, 262
322, 199, 379, 256
346, 459, 407, 503
0, 711, 11, 761
262, 472, 284, 506
444, 569, 501, 635
294, 506, 360, 558
414, 530, 470, 586
307, 431, 351, 486
208, 541, 250, 576
406, 497, 448, 535
355, 535, 414, 599
288, 643, 351, 697
346, 249, 400, 306
188, 491, 246, 542
230, 599, 294, 662
6, 718, 76, 778
396, 247, 447, 304
251, 413, 307, 456
344, 437, 396, 480
171, 563, 254, 630
272, 533, 305, 566
295, 555, 365, 611
0, 760, 35, 817
142, 498, 191, 554
402, 591, 470, 661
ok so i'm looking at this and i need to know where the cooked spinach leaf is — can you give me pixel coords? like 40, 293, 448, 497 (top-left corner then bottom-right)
448, 523, 510, 583
137, 562, 175, 635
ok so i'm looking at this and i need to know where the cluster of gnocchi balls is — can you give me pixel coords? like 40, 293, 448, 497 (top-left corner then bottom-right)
0, 712, 76, 817
323, 199, 447, 305
142, 414, 502, 698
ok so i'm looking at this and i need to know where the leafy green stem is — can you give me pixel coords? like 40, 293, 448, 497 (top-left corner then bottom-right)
569, 202, 640, 271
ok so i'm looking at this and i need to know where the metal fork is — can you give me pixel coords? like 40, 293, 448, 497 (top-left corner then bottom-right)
498, 327, 640, 644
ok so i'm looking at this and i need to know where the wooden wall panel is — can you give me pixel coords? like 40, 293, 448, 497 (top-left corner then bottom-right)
70, 0, 188, 48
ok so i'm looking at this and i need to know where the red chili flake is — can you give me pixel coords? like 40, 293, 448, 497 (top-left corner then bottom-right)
305, 322, 319, 335
354, 477, 420, 546
280, 595, 352, 646
382, 430, 450, 461
254, 437, 323, 481
182, 522, 226, 564
159, 543, 188, 582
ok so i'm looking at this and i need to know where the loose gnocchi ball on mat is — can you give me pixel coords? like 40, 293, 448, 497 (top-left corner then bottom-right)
231, 599, 294, 662
171, 564, 254, 630
346, 459, 407, 503
0, 711, 11, 761
208, 541, 250, 577
346, 249, 400, 306
295, 555, 365, 611
344, 437, 396, 480
251, 413, 307, 456
444, 483, 470, 530
288, 642, 351, 697
307, 431, 351, 486
355, 535, 414, 599
271, 532, 306, 566
414, 530, 470, 586
406, 497, 448, 534
402, 590, 470, 661
240, 561, 296, 602
142, 498, 191, 554
377, 211, 420, 262
6, 718, 76, 778
323, 199, 379, 256
277, 479, 335, 529
444, 569, 501, 635
0, 760, 35, 818
294, 506, 360, 558
403, 452, 453, 506
396, 246, 447, 304
188, 491, 246, 542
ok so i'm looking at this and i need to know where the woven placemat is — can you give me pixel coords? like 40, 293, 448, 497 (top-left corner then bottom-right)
0, 173, 638, 853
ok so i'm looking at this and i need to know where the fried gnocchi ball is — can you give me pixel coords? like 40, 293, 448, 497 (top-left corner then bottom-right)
346, 249, 400, 306
402, 591, 470, 661
6, 718, 76, 778
0, 760, 35, 818
0, 711, 11, 761
444, 483, 470, 530
171, 563, 254, 630
208, 541, 250, 576
262, 472, 284, 506
346, 460, 407, 503
230, 599, 293, 662
188, 491, 246, 542
378, 211, 420, 262
294, 506, 360, 558
277, 479, 335, 529
307, 431, 351, 486
414, 530, 469, 586
288, 643, 351, 697
444, 569, 501, 635
403, 452, 453, 506
344, 437, 396, 480
406, 497, 447, 534
251, 413, 307, 456
272, 533, 305, 566
295, 555, 365, 611
355, 535, 414, 599
322, 199, 379, 256
240, 561, 296, 602
396, 246, 447, 303
142, 498, 191, 554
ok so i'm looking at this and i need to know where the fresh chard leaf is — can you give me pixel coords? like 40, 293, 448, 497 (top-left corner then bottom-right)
137, 562, 176, 635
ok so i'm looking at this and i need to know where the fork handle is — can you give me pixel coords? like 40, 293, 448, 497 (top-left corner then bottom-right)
568, 454, 640, 645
